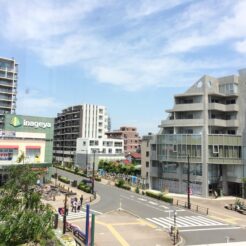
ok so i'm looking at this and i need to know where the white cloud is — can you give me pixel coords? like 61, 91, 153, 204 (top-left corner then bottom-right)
126, 0, 186, 19
0, 0, 246, 91
17, 90, 64, 117
234, 40, 246, 54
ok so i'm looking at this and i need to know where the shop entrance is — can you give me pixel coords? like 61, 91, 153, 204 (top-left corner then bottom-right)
228, 182, 242, 197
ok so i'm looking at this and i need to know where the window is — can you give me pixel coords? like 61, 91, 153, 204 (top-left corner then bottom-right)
146, 161, 149, 167
146, 151, 149, 157
213, 145, 219, 153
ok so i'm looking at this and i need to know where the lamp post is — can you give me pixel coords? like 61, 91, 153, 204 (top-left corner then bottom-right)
92, 149, 96, 194
63, 193, 68, 234
55, 166, 58, 187
187, 155, 191, 209
173, 210, 177, 245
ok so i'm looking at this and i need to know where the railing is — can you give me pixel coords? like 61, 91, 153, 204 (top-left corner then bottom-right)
174, 199, 209, 215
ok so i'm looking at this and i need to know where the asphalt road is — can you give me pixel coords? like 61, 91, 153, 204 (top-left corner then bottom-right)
53, 168, 246, 245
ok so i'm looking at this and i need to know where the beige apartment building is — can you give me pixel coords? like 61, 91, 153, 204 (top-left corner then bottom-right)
147, 69, 246, 198
106, 126, 141, 154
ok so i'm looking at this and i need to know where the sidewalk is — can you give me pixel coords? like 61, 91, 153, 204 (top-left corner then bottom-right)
42, 179, 100, 212
71, 209, 173, 246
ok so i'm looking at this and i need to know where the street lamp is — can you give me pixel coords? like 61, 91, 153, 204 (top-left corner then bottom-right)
173, 210, 177, 227
173, 210, 177, 245
63, 193, 68, 234
91, 149, 97, 195
55, 166, 58, 187
187, 155, 191, 209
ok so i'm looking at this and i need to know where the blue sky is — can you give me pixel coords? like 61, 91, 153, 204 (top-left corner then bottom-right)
0, 0, 246, 135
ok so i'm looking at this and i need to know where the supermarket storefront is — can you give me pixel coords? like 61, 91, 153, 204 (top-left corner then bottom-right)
0, 114, 54, 184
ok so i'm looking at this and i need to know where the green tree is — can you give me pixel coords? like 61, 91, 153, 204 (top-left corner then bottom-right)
0, 165, 56, 245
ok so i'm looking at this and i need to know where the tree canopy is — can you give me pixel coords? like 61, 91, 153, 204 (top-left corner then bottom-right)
0, 164, 57, 245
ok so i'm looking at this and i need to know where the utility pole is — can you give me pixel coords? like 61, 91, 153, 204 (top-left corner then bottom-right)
187, 154, 191, 209
92, 149, 96, 194
63, 193, 68, 234
85, 149, 88, 176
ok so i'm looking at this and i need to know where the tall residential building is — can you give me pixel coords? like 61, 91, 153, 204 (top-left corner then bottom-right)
53, 104, 108, 164
0, 57, 18, 129
106, 126, 141, 154
147, 69, 246, 198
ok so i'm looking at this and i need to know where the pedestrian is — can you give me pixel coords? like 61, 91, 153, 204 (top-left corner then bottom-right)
80, 195, 83, 205
71, 197, 75, 212
77, 200, 81, 212
73, 199, 77, 213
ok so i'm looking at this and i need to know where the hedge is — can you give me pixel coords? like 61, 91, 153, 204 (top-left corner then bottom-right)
58, 176, 70, 184
115, 182, 131, 191
54, 165, 87, 177
95, 177, 101, 182
145, 190, 173, 204
77, 183, 92, 193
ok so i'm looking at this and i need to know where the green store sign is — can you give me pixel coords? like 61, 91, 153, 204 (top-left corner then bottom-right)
10, 116, 51, 129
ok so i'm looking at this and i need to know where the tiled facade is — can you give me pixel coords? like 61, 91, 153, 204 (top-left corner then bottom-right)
146, 69, 246, 197
106, 126, 141, 154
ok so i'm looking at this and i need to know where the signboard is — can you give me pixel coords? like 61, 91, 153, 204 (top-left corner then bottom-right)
10, 116, 51, 129
0, 130, 16, 137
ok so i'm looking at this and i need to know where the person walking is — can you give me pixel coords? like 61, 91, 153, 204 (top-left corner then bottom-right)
80, 195, 83, 206
77, 200, 81, 212
73, 199, 77, 213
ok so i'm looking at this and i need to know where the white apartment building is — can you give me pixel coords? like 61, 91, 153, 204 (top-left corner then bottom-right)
146, 69, 246, 198
0, 57, 18, 129
53, 104, 109, 164
75, 137, 124, 170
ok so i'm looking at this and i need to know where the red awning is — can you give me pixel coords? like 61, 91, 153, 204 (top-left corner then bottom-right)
0, 145, 19, 149
26, 146, 41, 149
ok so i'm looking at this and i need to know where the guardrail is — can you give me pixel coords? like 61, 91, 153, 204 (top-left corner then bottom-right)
173, 199, 209, 215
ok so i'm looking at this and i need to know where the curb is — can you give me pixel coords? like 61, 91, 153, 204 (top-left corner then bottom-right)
176, 236, 185, 246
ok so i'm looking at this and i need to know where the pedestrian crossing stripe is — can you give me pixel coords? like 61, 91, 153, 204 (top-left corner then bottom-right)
146, 216, 226, 228
58, 210, 86, 221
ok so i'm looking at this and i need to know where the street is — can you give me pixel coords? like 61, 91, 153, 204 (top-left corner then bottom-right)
53, 168, 246, 245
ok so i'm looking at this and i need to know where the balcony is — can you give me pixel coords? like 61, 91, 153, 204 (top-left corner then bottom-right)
160, 118, 203, 127
166, 103, 203, 112
209, 119, 238, 127
208, 158, 242, 165
208, 103, 239, 112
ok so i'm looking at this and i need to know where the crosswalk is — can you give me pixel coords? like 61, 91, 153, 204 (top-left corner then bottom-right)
58, 210, 86, 221
146, 215, 226, 228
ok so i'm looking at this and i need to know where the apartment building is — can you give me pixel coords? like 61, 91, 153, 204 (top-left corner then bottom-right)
75, 137, 124, 171
53, 104, 109, 164
141, 133, 153, 189
148, 69, 246, 198
0, 57, 18, 129
106, 126, 141, 154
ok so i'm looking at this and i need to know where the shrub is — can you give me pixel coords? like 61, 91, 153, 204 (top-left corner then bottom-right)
122, 185, 131, 191
145, 190, 173, 204
58, 176, 70, 184
95, 177, 101, 182
77, 183, 92, 193
115, 179, 125, 188
160, 196, 173, 204
135, 186, 140, 194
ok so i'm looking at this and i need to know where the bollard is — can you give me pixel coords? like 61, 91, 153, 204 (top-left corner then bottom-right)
207, 208, 209, 215
196, 205, 198, 212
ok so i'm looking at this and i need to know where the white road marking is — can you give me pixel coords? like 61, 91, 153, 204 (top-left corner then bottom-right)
159, 205, 169, 209
146, 216, 226, 228
149, 201, 158, 205
138, 198, 147, 201
180, 226, 241, 232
